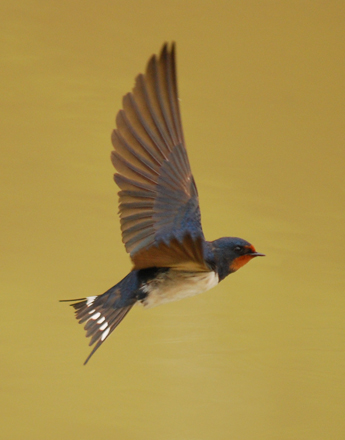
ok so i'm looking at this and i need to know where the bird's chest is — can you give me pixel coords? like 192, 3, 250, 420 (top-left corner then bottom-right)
139, 270, 219, 308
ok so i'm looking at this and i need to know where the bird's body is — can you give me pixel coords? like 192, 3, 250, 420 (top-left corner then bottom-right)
62, 43, 264, 364
139, 269, 219, 308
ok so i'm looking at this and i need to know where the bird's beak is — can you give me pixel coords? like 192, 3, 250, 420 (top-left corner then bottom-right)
250, 252, 265, 257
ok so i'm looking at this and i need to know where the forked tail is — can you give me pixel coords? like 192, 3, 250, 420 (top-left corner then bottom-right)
61, 287, 134, 364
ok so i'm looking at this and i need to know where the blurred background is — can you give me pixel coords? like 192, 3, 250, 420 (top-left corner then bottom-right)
1, 1, 344, 439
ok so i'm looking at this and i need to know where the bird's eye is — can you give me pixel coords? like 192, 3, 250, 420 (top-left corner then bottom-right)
234, 245, 243, 253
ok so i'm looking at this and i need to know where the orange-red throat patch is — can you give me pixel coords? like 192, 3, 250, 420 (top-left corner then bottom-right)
229, 254, 255, 272
230, 244, 258, 272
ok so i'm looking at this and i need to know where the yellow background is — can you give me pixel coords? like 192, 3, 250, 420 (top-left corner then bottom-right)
2, 1, 344, 439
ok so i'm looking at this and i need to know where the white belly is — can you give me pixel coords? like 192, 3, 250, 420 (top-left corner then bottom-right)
139, 270, 219, 309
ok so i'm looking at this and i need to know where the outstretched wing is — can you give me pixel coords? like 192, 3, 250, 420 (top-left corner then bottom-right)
111, 43, 208, 271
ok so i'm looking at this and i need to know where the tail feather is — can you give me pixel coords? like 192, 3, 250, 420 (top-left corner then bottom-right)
61, 292, 135, 364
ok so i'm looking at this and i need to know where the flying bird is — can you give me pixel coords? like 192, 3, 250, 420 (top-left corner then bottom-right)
62, 43, 264, 364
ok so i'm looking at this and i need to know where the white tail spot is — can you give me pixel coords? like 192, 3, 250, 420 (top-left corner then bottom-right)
90, 312, 101, 320
86, 296, 97, 306
100, 322, 108, 331
88, 309, 96, 315
97, 316, 105, 324
101, 327, 110, 341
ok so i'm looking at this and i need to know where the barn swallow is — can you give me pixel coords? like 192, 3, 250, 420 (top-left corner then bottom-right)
62, 43, 264, 364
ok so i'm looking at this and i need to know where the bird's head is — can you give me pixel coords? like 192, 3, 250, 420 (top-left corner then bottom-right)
210, 237, 265, 280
